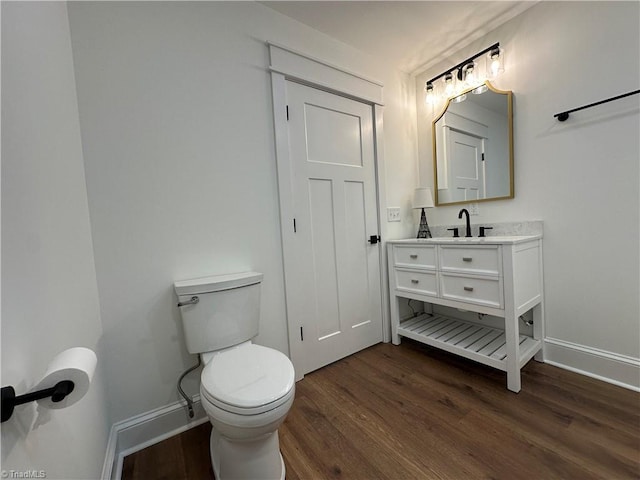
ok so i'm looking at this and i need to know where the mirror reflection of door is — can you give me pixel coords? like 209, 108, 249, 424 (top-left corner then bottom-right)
436, 110, 488, 203
447, 129, 485, 202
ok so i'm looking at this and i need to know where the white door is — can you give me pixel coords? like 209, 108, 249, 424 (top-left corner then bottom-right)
284, 81, 383, 376
447, 129, 485, 201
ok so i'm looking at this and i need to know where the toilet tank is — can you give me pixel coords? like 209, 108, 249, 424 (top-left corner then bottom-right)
174, 272, 263, 354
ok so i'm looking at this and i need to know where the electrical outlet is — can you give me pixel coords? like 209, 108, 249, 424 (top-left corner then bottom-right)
387, 207, 401, 222
469, 203, 480, 215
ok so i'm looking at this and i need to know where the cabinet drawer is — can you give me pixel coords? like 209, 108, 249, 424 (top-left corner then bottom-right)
441, 273, 503, 308
440, 245, 500, 275
393, 245, 436, 269
395, 269, 437, 297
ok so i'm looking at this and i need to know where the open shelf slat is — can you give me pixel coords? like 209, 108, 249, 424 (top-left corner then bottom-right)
397, 314, 540, 371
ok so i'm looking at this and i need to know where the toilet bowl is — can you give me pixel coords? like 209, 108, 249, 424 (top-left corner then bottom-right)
199, 342, 295, 479
174, 271, 295, 480
200, 342, 295, 479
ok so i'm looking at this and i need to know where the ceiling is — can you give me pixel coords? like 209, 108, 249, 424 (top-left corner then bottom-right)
261, 1, 536, 75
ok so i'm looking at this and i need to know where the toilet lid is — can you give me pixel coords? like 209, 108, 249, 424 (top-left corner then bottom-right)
201, 344, 294, 410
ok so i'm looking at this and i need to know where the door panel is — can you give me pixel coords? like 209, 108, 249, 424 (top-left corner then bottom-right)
308, 178, 340, 339
286, 81, 383, 375
305, 104, 363, 167
343, 180, 370, 329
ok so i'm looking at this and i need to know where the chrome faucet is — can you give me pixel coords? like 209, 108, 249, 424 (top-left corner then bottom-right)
458, 208, 472, 237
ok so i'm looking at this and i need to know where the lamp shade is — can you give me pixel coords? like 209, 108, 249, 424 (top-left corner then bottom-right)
412, 187, 434, 209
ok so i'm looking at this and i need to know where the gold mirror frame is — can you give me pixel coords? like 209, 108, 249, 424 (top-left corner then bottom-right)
432, 81, 514, 206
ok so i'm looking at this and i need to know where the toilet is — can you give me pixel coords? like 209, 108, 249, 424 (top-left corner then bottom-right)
174, 272, 295, 480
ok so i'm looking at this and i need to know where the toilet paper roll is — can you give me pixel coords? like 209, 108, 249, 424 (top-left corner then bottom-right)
34, 347, 97, 410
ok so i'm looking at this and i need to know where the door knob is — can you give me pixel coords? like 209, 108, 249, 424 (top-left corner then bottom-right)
368, 235, 381, 244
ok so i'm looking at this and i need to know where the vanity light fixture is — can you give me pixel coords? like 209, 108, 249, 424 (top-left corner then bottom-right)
424, 42, 503, 106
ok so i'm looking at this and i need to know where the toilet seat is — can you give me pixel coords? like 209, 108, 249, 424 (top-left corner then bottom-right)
201, 343, 294, 416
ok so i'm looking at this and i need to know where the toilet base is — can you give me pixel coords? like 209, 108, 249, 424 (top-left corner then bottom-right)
210, 428, 285, 480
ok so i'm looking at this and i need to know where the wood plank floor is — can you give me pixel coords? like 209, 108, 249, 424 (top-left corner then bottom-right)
122, 340, 640, 479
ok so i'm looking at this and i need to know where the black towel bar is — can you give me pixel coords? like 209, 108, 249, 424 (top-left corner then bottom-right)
554, 89, 640, 121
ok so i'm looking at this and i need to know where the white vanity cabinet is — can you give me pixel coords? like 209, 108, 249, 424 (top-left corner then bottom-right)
387, 236, 544, 392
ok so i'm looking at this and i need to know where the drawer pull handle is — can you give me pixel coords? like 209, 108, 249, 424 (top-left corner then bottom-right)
411, 279, 419, 284
409, 254, 418, 259
463, 286, 474, 292
462, 257, 473, 262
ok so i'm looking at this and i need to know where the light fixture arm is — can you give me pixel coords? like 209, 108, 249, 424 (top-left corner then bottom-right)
426, 42, 500, 86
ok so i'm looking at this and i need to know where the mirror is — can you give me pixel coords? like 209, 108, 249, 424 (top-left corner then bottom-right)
432, 81, 513, 206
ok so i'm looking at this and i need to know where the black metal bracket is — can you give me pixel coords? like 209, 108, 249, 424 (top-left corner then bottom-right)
554, 89, 640, 121
1, 381, 75, 422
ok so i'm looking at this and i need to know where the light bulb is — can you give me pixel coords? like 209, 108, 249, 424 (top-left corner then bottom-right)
491, 58, 500, 76
443, 72, 455, 97
463, 62, 477, 87
466, 68, 476, 85
487, 47, 504, 78
425, 82, 435, 105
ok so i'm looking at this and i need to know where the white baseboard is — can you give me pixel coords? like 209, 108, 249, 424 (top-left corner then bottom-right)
544, 337, 640, 392
102, 396, 208, 480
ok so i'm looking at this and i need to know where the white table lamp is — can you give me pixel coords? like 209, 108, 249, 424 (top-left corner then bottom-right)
412, 187, 434, 238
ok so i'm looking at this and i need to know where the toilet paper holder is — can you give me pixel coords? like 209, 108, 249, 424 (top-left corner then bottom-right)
1, 381, 75, 422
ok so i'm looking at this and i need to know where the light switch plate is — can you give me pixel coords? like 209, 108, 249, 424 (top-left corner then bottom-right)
387, 207, 401, 222
469, 203, 479, 215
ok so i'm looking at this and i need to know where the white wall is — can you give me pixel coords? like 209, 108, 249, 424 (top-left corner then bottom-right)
415, 2, 639, 385
1, 2, 110, 478
67, 1, 417, 423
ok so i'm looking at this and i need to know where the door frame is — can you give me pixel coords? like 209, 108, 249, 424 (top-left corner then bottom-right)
268, 42, 391, 380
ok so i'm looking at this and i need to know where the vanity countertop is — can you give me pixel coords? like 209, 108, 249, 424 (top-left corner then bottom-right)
388, 234, 542, 245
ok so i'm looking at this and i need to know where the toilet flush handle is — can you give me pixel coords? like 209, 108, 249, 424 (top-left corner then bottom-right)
177, 296, 199, 307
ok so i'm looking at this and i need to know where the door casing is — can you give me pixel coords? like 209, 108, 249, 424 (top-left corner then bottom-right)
268, 43, 390, 380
